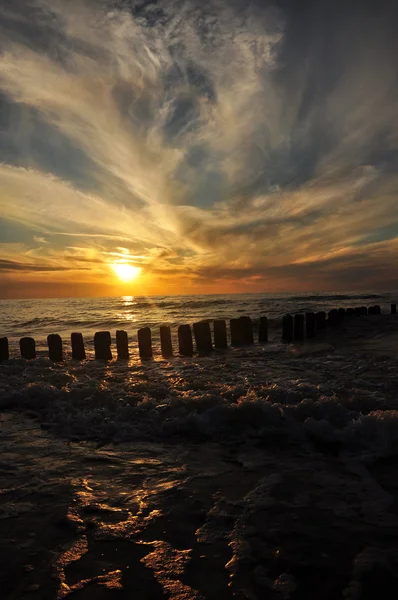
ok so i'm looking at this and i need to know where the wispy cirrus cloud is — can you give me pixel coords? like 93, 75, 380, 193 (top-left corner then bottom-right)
0, 0, 398, 297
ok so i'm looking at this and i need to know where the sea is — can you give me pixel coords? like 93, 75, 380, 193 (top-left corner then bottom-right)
2, 291, 398, 597
1, 290, 395, 352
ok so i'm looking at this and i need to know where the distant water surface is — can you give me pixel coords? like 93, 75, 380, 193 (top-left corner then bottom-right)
1, 291, 396, 350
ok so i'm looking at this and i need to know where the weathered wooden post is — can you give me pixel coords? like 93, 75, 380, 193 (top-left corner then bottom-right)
47, 334, 63, 362
214, 320, 227, 349
360, 306, 367, 316
306, 312, 316, 338
160, 326, 173, 358
20, 337, 36, 359
282, 315, 294, 342
71, 333, 86, 360
230, 316, 253, 346
0, 337, 9, 361
392, 304, 397, 315
240, 316, 254, 345
138, 327, 152, 359
116, 330, 129, 359
354, 307, 362, 317
230, 318, 243, 346
374, 305, 381, 314
328, 309, 339, 327
258, 316, 268, 343
338, 308, 346, 323
178, 325, 193, 356
315, 311, 326, 329
94, 331, 112, 360
294, 314, 305, 341
346, 308, 355, 317
193, 321, 213, 354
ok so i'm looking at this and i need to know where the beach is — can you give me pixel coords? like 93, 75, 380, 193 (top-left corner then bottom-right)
1, 311, 398, 598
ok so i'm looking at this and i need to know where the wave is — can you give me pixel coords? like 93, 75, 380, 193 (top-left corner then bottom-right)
280, 294, 384, 303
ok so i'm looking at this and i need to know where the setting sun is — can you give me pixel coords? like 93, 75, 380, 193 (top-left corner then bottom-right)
111, 263, 142, 282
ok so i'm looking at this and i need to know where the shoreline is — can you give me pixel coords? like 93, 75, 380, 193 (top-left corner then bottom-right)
2, 315, 398, 598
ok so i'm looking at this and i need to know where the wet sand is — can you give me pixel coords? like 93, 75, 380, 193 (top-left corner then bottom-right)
2, 315, 398, 599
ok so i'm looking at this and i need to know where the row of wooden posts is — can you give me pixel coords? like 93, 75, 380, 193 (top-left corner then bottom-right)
0, 316, 262, 362
0, 304, 394, 363
281, 304, 387, 342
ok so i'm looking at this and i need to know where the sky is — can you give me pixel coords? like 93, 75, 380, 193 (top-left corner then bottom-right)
1, 0, 398, 298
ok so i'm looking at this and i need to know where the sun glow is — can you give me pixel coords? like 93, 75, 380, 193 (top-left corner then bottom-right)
111, 263, 141, 282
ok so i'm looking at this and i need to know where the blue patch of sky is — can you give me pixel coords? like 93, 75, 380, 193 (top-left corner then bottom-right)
0, 93, 98, 191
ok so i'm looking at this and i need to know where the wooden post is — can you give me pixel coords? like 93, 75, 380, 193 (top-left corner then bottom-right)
71, 333, 86, 360
282, 315, 294, 342
47, 334, 63, 362
0, 337, 9, 361
374, 305, 381, 315
392, 304, 397, 315
116, 330, 129, 359
294, 314, 304, 341
20, 337, 36, 359
230, 317, 253, 346
360, 306, 368, 316
138, 327, 152, 359
193, 321, 213, 354
240, 316, 254, 345
328, 309, 339, 327
94, 331, 112, 360
214, 320, 227, 349
305, 312, 316, 338
258, 316, 268, 343
178, 325, 193, 356
354, 307, 362, 317
315, 311, 326, 329
160, 326, 173, 358
230, 318, 243, 346
346, 308, 355, 317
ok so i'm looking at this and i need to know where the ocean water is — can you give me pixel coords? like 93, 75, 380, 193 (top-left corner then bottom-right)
0, 290, 394, 350
2, 294, 398, 596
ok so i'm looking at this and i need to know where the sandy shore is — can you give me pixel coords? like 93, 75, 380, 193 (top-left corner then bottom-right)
2, 314, 398, 599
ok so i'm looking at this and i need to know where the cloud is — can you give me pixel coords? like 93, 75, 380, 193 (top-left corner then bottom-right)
0, 0, 398, 295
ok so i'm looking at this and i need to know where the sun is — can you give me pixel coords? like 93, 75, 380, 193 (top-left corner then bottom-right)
111, 263, 141, 283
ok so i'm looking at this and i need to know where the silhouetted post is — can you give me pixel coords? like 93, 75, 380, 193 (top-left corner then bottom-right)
94, 331, 112, 360
71, 333, 86, 360
374, 305, 381, 315
306, 312, 316, 338
346, 308, 355, 317
354, 307, 362, 317
337, 308, 346, 323
20, 337, 36, 359
392, 304, 397, 315
294, 314, 304, 341
230, 318, 243, 346
214, 320, 227, 349
160, 326, 173, 358
193, 321, 213, 354
282, 315, 294, 342
178, 325, 193, 356
360, 306, 367, 316
47, 334, 63, 362
240, 316, 254, 345
258, 317, 268, 343
138, 327, 152, 359
0, 337, 9, 361
328, 309, 339, 327
116, 330, 129, 360
315, 311, 326, 329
